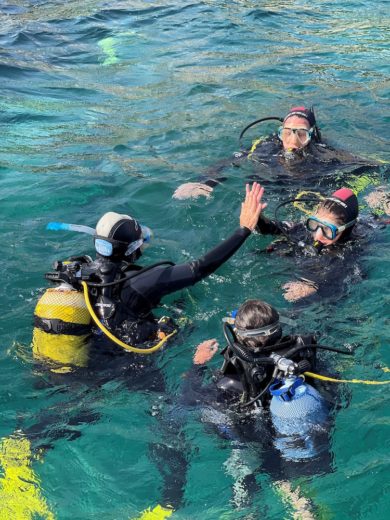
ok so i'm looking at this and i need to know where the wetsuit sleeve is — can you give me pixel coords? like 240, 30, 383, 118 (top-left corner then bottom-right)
256, 215, 283, 235
123, 227, 251, 309
198, 137, 282, 188
180, 364, 222, 406
188, 226, 251, 281
200, 153, 249, 187
256, 215, 294, 235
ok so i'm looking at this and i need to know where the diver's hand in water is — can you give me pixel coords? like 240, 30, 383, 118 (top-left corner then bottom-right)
365, 188, 390, 216
173, 182, 213, 200
240, 182, 267, 231
193, 339, 219, 365
283, 281, 317, 302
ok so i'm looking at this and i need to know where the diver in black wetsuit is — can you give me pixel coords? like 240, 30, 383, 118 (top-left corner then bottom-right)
254, 185, 382, 302
190, 300, 318, 408
33, 182, 266, 364
173, 106, 386, 200
177, 299, 345, 509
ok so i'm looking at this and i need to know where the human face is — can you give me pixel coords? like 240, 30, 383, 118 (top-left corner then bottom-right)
306, 208, 344, 246
279, 116, 312, 151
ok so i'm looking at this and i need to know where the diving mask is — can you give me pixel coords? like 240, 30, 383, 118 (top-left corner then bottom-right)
306, 216, 356, 240
235, 321, 281, 338
95, 225, 152, 257
278, 126, 313, 147
46, 220, 152, 258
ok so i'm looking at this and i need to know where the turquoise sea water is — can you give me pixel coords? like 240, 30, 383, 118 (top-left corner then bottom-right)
0, 1, 389, 519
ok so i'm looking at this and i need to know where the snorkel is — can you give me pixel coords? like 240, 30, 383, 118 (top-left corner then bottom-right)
47, 220, 153, 258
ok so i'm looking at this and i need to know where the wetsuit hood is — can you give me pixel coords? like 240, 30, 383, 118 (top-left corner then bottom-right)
95, 212, 143, 259
283, 106, 316, 128
325, 188, 359, 223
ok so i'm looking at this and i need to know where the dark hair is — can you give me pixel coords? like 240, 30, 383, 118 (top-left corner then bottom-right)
234, 299, 282, 349
317, 200, 347, 225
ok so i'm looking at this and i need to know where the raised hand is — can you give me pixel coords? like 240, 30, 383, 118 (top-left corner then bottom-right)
239, 182, 267, 231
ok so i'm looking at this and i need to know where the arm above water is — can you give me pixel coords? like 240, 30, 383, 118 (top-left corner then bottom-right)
130, 183, 266, 305
256, 214, 289, 235
254, 186, 294, 235
172, 153, 248, 200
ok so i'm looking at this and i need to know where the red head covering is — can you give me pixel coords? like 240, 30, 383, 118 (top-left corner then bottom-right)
326, 188, 359, 222
284, 106, 316, 127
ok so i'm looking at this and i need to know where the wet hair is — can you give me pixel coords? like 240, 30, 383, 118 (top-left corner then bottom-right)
317, 199, 347, 225
234, 299, 282, 349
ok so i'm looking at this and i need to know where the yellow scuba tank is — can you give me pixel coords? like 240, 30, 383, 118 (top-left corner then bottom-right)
32, 282, 92, 370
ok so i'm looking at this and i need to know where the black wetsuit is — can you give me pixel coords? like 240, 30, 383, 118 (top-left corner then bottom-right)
175, 337, 332, 496
254, 214, 381, 302
199, 136, 386, 193
184, 335, 317, 406
88, 226, 251, 344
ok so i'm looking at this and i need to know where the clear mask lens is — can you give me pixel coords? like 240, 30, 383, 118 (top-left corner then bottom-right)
125, 225, 153, 256
95, 239, 113, 257
306, 217, 336, 240
125, 238, 144, 257
278, 126, 313, 145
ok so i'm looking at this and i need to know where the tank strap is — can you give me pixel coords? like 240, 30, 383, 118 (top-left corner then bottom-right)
34, 316, 91, 336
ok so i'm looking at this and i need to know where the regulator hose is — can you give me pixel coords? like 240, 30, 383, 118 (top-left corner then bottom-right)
81, 281, 176, 354
239, 116, 283, 147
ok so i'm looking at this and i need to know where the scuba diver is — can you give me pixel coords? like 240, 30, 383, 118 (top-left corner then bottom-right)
192, 299, 320, 409
177, 299, 350, 510
172, 105, 386, 200
253, 185, 386, 302
32, 182, 265, 369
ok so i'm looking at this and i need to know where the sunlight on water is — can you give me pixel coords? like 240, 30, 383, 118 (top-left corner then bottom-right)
0, 1, 389, 518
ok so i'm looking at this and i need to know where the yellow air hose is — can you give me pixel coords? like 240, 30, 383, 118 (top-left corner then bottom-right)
81, 281, 176, 355
293, 190, 324, 215
304, 371, 390, 385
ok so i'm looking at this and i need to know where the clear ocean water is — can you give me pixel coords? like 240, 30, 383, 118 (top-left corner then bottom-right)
0, 1, 389, 519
